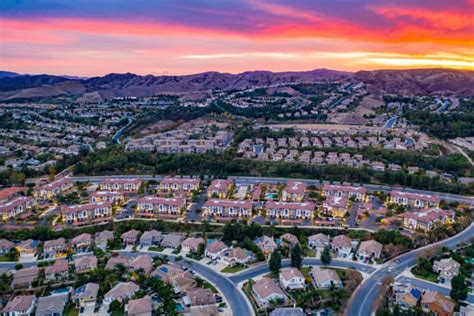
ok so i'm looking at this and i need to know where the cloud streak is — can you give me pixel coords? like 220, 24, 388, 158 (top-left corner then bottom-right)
0, 0, 472, 76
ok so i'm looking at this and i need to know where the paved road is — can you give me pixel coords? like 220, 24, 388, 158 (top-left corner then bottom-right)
383, 115, 397, 129
117, 251, 253, 316
229, 258, 376, 284
68, 175, 474, 206
348, 223, 474, 316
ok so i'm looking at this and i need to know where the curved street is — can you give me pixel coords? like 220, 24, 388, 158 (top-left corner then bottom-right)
1, 224, 473, 316
348, 223, 474, 316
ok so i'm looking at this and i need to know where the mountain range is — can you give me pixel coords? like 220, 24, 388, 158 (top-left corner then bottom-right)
0, 68, 472, 102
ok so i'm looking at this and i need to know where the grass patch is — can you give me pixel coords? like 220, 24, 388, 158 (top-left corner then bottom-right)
0, 255, 14, 262
203, 281, 218, 294
64, 304, 79, 316
411, 267, 439, 283
305, 248, 317, 257
148, 246, 164, 252
221, 264, 247, 273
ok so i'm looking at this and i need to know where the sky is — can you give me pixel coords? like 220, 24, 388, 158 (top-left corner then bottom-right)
0, 0, 473, 77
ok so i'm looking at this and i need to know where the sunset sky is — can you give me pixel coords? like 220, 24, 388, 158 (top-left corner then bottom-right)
1, 0, 473, 76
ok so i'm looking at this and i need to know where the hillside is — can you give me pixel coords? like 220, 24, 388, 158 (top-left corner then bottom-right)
0, 68, 472, 102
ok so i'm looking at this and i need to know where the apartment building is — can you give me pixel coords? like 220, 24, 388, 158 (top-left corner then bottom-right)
265, 201, 315, 220
159, 177, 200, 194
402, 207, 455, 232
389, 191, 440, 208
61, 201, 112, 226
36, 178, 73, 199
0, 196, 35, 221
136, 196, 186, 219
204, 199, 252, 220
322, 184, 367, 201
100, 178, 141, 193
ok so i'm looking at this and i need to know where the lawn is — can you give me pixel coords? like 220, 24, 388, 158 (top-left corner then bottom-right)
0, 255, 13, 262
64, 305, 79, 316
203, 281, 218, 293
304, 248, 317, 257
221, 265, 247, 273
411, 267, 439, 283
148, 246, 164, 252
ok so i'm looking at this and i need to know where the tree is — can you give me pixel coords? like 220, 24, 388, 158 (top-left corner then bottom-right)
321, 246, 332, 266
450, 274, 468, 301
291, 244, 303, 268
269, 251, 282, 274
108, 300, 123, 315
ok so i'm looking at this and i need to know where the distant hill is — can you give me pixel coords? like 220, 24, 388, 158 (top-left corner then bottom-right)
0, 68, 472, 102
0, 71, 20, 78
355, 68, 474, 96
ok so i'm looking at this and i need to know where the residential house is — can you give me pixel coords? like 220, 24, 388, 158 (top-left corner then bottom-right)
282, 181, 306, 202
72, 283, 99, 308
125, 296, 153, 316
136, 196, 186, 219
69, 233, 92, 253
74, 256, 97, 274
0, 196, 35, 220
11, 267, 39, 288
205, 241, 227, 260
433, 258, 460, 285
322, 196, 349, 218
95, 230, 114, 250
35, 294, 67, 316
16, 239, 39, 260
421, 291, 455, 316
252, 277, 287, 306
90, 191, 124, 204
280, 233, 300, 248
279, 267, 305, 290
0, 239, 15, 255
204, 199, 252, 221
1, 295, 35, 316
104, 282, 140, 304
151, 264, 185, 283
357, 240, 383, 261
121, 230, 140, 246
36, 178, 73, 199
61, 202, 112, 226
389, 191, 440, 209
139, 230, 162, 247
331, 235, 352, 258
182, 237, 204, 253
129, 255, 154, 274
43, 238, 67, 259
308, 234, 330, 252
254, 236, 278, 255
172, 271, 197, 294
189, 305, 219, 316
402, 207, 455, 232
220, 247, 254, 266
265, 202, 315, 222
185, 288, 216, 306
390, 282, 422, 311
100, 177, 141, 193
105, 256, 130, 270
45, 259, 69, 282
207, 179, 232, 198
310, 266, 342, 288
322, 184, 367, 201
160, 234, 183, 249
